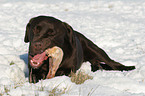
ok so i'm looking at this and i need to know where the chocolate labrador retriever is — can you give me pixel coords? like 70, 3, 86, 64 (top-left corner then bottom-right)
24, 16, 135, 83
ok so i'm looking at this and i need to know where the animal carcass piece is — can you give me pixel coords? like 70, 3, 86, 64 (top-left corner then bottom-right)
30, 46, 63, 79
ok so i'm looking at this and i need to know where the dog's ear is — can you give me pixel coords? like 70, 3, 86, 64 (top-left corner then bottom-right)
24, 23, 30, 43
24, 18, 34, 43
62, 22, 75, 46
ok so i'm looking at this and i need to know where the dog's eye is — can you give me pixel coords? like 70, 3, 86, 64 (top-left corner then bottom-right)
33, 26, 42, 34
47, 29, 55, 35
36, 26, 42, 31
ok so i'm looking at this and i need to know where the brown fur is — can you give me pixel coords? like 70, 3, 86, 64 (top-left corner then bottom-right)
24, 16, 135, 83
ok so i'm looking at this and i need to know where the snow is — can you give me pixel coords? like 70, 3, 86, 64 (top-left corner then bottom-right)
0, 0, 145, 96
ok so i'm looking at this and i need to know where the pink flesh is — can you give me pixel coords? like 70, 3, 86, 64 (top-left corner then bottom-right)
30, 51, 48, 68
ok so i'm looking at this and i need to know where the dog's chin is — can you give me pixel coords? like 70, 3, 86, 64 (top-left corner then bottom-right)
29, 51, 49, 69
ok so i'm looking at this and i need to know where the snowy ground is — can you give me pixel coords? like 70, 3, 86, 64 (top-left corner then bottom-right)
0, 0, 145, 96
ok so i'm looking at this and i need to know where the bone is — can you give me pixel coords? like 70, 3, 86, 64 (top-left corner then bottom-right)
45, 46, 63, 79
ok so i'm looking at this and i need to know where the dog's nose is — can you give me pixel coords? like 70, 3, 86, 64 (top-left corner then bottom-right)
33, 42, 42, 49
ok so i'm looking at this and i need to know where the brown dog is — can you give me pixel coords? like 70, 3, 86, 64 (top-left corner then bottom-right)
24, 16, 135, 83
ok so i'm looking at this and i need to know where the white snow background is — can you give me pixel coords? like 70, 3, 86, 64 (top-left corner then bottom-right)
0, 0, 145, 96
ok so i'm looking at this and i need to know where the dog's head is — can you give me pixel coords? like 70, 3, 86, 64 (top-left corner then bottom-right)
24, 16, 75, 69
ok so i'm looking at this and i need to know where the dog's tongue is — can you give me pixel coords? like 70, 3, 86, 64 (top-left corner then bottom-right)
30, 52, 48, 68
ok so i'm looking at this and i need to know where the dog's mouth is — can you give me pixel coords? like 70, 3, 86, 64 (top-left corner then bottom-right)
29, 46, 64, 79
